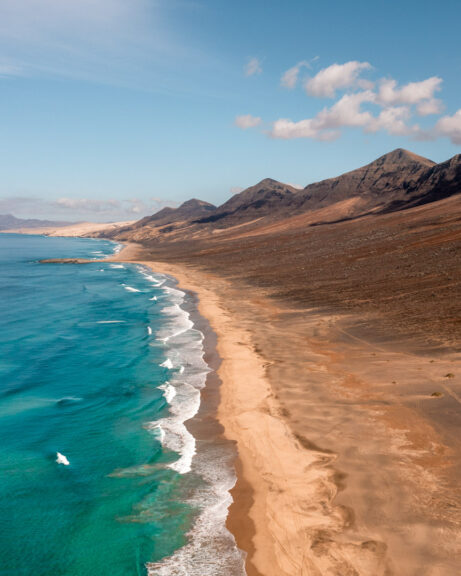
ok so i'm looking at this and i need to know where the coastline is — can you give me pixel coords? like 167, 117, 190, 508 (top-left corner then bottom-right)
106, 245, 378, 575
107, 242, 461, 576
141, 266, 246, 575
107, 244, 304, 575
39, 237, 461, 574
112, 246, 268, 574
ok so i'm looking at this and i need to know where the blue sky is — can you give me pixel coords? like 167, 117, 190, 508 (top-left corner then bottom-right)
0, 0, 460, 221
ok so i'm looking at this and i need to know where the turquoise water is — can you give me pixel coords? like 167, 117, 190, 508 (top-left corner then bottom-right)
0, 234, 246, 576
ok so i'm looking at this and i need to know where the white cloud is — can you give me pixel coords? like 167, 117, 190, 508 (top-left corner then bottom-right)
281, 60, 311, 89
435, 109, 461, 145
240, 58, 457, 145
271, 118, 340, 141
56, 198, 120, 211
316, 90, 375, 129
416, 98, 444, 116
305, 61, 372, 98
235, 114, 262, 129
366, 106, 417, 136
377, 77, 442, 107
271, 91, 375, 140
245, 57, 262, 77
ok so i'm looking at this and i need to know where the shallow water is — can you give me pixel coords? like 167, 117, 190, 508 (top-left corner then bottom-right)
0, 234, 245, 576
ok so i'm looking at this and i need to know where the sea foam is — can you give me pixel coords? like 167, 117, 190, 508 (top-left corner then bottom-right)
129, 268, 245, 574
158, 383, 176, 404
56, 452, 69, 466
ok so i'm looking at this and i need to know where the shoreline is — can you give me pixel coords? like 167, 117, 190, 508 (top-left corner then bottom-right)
143, 267, 246, 575
114, 248, 265, 574
46, 240, 461, 575
107, 244, 351, 576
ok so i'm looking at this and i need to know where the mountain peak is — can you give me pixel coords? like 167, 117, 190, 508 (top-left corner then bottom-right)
373, 148, 435, 168
255, 177, 281, 187
180, 198, 216, 209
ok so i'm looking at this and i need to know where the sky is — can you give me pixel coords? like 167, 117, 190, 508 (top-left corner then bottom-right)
0, 0, 460, 222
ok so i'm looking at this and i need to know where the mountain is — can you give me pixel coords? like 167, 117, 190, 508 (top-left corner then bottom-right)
386, 152, 461, 211
105, 198, 216, 240
292, 148, 437, 216
194, 179, 299, 225
135, 199, 216, 228
108, 149, 460, 242
195, 149, 443, 228
0, 214, 74, 231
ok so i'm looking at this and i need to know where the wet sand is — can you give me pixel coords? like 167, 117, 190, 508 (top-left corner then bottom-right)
106, 243, 461, 576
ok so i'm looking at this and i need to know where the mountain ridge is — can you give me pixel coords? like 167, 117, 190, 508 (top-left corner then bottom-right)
106, 148, 460, 241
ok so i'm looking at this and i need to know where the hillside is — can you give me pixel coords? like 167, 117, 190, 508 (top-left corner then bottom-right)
194, 179, 299, 225
106, 198, 216, 241
107, 149, 460, 243
100, 148, 460, 347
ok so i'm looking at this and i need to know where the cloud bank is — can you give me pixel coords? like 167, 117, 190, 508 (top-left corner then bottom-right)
0, 195, 178, 222
236, 60, 461, 145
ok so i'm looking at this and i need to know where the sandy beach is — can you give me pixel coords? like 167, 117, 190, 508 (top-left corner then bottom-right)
100, 242, 461, 576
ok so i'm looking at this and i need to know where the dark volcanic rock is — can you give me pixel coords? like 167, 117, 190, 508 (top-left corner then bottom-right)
196, 179, 299, 225
107, 148, 460, 241
135, 198, 216, 228
293, 148, 437, 214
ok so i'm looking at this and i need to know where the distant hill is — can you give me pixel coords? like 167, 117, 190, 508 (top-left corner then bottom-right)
0, 214, 74, 231
134, 199, 216, 228
102, 199, 216, 240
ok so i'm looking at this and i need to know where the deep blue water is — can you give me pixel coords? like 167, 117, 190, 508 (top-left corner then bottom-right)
0, 234, 202, 576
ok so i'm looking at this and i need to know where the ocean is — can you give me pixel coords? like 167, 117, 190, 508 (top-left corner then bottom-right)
0, 234, 245, 576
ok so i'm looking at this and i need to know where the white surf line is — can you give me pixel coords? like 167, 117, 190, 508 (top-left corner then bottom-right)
158, 382, 177, 403
151, 424, 166, 444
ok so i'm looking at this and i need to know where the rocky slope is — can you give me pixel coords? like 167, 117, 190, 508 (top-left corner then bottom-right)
105, 198, 216, 240
134, 198, 216, 228
194, 178, 299, 225
107, 149, 460, 242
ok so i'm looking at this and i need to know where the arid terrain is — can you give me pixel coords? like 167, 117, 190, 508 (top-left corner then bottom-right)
51, 149, 461, 575
106, 149, 461, 350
